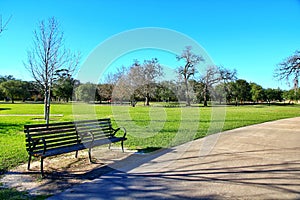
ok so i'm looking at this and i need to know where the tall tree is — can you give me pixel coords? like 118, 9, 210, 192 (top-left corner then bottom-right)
24, 17, 80, 124
250, 82, 264, 103
52, 69, 76, 102
134, 58, 163, 106
0, 80, 23, 103
0, 75, 16, 101
263, 88, 283, 105
177, 46, 204, 106
155, 81, 178, 102
97, 83, 113, 103
283, 89, 299, 104
75, 83, 97, 103
231, 79, 251, 105
274, 50, 300, 96
112, 59, 163, 106
108, 65, 130, 104
201, 66, 220, 106
201, 65, 236, 106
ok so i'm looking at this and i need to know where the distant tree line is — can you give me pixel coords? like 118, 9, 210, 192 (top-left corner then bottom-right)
73, 78, 295, 106
1, 73, 298, 106
0, 75, 76, 103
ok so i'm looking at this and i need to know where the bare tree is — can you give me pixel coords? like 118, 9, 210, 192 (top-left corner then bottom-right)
111, 59, 163, 106
201, 66, 220, 107
24, 17, 80, 124
109, 66, 131, 104
201, 65, 236, 106
133, 58, 163, 106
177, 46, 204, 106
274, 50, 300, 94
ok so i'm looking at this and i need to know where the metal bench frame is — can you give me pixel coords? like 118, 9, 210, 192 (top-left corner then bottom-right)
24, 118, 127, 177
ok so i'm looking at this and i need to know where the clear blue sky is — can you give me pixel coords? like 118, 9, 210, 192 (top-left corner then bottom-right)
1, 0, 300, 89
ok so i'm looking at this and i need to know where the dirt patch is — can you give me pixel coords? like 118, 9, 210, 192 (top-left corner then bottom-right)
0, 146, 135, 196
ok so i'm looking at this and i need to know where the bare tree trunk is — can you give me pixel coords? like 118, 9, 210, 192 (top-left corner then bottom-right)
145, 93, 150, 106
203, 78, 208, 107
203, 88, 208, 107
46, 89, 51, 124
185, 78, 191, 106
44, 90, 47, 120
44, 87, 50, 124
145, 96, 149, 106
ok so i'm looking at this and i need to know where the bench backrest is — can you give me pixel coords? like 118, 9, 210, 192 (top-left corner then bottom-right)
24, 118, 114, 154
24, 121, 79, 154
75, 118, 114, 142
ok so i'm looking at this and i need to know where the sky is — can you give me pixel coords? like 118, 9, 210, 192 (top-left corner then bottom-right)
0, 0, 300, 90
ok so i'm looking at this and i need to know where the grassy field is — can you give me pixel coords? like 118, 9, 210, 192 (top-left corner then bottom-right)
0, 102, 300, 175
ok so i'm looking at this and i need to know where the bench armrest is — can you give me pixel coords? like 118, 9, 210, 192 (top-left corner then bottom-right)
79, 131, 94, 147
112, 127, 127, 139
27, 136, 36, 153
80, 131, 94, 140
27, 136, 47, 155
41, 137, 47, 155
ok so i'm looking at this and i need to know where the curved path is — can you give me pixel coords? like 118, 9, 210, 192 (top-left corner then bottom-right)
48, 117, 300, 200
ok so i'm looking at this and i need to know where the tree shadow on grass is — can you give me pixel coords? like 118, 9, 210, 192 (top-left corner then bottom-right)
0, 108, 11, 111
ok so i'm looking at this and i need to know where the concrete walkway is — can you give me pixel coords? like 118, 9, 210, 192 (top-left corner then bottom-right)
48, 117, 300, 200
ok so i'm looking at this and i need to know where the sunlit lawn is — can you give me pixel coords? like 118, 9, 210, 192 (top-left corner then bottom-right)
0, 102, 300, 174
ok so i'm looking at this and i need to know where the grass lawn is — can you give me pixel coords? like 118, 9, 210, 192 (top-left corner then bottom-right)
0, 102, 299, 174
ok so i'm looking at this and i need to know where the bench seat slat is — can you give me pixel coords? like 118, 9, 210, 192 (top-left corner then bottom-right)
29, 140, 80, 152
30, 143, 86, 157
92, 137, 127, 147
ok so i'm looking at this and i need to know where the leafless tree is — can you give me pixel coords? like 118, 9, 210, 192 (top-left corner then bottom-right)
109, 66, 130, 104
24, 17, 80, 124
274, 50, 300, 94
133, 58, 163, 106
177, 46, 204, 106
201, 65, 236, 106
201, 66, 220, 106
112, 59, 163, 106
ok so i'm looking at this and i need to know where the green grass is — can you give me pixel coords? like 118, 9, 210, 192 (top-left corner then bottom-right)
0, 102, 300, 174
0, 102, 300, 199
0, 186, 49, 200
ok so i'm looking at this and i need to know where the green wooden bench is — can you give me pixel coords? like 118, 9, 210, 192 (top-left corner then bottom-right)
24, 118, 127, 177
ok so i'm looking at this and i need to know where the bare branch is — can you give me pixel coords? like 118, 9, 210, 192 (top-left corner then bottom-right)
24, 17, 80, 123
0, 14, 12, 34
274, 50, 300, 89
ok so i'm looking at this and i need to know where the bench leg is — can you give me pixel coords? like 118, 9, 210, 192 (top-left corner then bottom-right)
121, 141, 124, 152
75, 150, 78, 158
41, 157, 45, 177
88, 148, 92, 163
108, 143, 111, 150
27, 155, 31, 170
